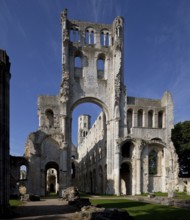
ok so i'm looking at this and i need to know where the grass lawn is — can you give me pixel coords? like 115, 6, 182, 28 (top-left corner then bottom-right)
9, 199, 23, 207
141, 191, 190, 200
90, 198, 190, 220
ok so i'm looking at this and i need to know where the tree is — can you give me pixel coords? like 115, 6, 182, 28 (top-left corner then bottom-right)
172, 121, 190, 177
171, 121, 190, 177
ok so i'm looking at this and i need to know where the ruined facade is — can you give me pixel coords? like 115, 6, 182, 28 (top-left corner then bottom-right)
23, 9, 178, 196
0, 50, 11, 216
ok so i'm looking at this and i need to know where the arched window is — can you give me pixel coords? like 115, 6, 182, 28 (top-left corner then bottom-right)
137, 109, 143, 127
158, 111, 163, 128
85, 27, 94, 44
45, 109, 54, 128
149, 150, 157, 175
127, 109, 133, 133
70, 26, 80, 42
148, 110, 153, 128
100, 29, 109, 46
20, 165, 27, 180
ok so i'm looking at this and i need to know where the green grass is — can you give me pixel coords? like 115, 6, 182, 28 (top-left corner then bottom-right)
140, 192, 168, 197
9, 199, 23, 207
90, 198, 190, 220
140, 191, 190, 200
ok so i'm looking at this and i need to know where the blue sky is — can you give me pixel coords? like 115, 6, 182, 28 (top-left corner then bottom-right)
0, 0, 190, 156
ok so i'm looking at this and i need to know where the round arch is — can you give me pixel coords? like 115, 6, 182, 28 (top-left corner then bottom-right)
120, 162, 132, 195
45, 161, 59, 195
70, 97, 109, 120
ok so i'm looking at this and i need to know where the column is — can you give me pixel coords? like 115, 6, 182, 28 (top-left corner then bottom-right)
133, 110, 137, 127
114, 144, 120, 196
136, 157, 141, 194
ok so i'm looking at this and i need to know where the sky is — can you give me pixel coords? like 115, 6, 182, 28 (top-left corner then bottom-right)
0, 0, 190, 156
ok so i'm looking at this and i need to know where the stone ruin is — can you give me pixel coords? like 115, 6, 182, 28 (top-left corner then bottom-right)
62, 186, 134, 220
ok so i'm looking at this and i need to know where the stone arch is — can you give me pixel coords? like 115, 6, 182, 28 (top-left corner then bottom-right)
141, 142, 165, 193
120, 162, 132, 195
45, 161, 59, 195
70, 97, 109, 121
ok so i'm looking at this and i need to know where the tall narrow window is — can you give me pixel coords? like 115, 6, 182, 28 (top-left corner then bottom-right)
158, 111, 163, 128
74, 51, 83, 78
137, 109, 143, 127
100, 30, 109, 46
20, 165, 27, 180
97, 59, 104, 70
97, 54, 105, 79
45, 109, 54, 128
149, 150, 157, 175
127, 109, 133, 133
148, 110, 153, 128
70, 26, 79, 42
85, 28, 94, 44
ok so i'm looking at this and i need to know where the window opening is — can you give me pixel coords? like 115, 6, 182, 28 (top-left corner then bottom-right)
149, 150, 157, 175
85, 28, 94, 44
45, 109, 54, 128
101, 31, 109, 46
70, 27, 79, 42
137, 109, 143, 127
74, 56, 82, 68
148, 110, 153, 128
158, 111, 163, 128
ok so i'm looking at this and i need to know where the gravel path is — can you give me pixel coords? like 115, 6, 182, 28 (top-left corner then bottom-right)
11, 198, 79, 220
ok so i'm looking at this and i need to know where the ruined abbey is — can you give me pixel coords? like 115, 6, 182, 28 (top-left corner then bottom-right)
7, 9, 180, 200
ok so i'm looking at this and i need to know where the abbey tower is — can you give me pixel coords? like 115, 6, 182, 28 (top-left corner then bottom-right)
23, 9, 178, 196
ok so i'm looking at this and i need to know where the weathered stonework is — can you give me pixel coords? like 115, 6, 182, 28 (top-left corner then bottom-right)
22, 9, 179, 196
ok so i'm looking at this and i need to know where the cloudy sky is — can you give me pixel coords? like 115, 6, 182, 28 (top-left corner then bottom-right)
0, 0, 190, 156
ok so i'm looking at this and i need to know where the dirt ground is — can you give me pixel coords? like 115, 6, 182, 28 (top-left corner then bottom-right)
10, 198, 79, 220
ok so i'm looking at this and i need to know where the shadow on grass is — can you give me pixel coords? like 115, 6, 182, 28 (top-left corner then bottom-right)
12, 201, 78, 218
91, 199, 190, 220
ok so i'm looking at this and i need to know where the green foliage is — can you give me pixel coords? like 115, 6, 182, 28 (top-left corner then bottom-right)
172, 121, 190, 177
172, 121, 190, 155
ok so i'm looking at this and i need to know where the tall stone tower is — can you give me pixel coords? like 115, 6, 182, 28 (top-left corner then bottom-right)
0, 50, 11, 217
78, 115, 91, 145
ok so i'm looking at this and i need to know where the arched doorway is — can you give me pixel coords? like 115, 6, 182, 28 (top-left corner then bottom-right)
45, 162, 59, 195
120, 163, 132, 195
